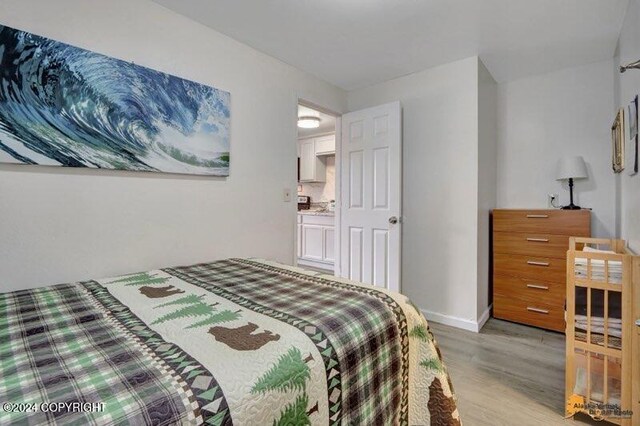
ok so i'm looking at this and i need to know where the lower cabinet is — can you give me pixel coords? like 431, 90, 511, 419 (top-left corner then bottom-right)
324, 227, 334, 263
297, 222, 302, 258
302, 225, 324, 260
297, 214, 334, 270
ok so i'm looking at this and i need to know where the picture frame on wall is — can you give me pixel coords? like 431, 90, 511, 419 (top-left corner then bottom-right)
628, 95, 638, 176
0, 24, 231, 176
612, 108, 625, 173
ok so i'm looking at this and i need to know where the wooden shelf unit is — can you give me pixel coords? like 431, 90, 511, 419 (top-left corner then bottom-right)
565, 238, 639, 425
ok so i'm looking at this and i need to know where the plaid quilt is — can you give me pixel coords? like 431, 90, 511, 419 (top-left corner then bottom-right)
0, 258, 459, 425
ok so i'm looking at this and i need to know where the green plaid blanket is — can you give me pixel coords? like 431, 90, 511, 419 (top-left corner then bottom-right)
0, 258, 459, 425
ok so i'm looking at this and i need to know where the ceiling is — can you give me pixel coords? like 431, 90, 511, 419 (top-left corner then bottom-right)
154, 0, 628, 90
297, 105, 336, 138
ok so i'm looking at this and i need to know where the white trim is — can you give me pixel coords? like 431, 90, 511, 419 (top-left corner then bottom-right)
333, 115, 341, 277
292, 92, 302, 268
421, 304, 492, 333
477, 304, 492, 331
297, 258, 334, 272
297, 130, 336, 139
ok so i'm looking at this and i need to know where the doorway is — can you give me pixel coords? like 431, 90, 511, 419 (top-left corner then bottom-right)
294, 99, 403, 292
295, 101, 340, 274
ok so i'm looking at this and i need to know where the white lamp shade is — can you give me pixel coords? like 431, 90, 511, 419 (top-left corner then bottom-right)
556, 156, 588, 180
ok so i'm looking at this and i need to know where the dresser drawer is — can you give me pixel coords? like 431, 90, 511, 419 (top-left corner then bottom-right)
493, 293, 565, 332
494, 274, 564, 307
493, 209, 590, 235
494, 253, 566, 282
494, 232, 570, 259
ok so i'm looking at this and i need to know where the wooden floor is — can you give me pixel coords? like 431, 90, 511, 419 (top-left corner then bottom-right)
430, 318, 600, 426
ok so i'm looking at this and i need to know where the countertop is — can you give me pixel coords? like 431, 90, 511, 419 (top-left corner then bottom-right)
297, 210, 335, 217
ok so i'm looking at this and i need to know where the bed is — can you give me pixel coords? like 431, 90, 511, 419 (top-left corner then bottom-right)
0, 258, 459, 425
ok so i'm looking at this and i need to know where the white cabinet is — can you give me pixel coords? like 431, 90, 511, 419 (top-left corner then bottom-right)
323, 227, 335, 262
302, 225, 324, 260
315, 135, 335, 156
297, 214, 335, 271
299, 139, 320, 182
298, 134, 335, 182
297, 215, 302, 258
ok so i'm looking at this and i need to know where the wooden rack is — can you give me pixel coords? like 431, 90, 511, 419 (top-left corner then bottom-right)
565, 238, 639, 425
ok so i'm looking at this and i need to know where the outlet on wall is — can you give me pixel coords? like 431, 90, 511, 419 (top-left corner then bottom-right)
548, 193, 559, 208
283, 188, 291, 202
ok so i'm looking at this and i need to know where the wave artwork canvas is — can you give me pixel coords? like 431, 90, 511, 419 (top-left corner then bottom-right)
0, 24, 230, 176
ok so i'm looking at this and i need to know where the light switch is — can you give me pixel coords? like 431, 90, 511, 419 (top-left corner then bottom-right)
283, 188, 291, 202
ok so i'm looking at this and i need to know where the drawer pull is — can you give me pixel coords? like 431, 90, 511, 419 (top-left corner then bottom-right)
526, 237, 549, 242
526, 214, 549, 218
527, 260, 550, 267
527, 307, 549, 314
526, 284, 549, 290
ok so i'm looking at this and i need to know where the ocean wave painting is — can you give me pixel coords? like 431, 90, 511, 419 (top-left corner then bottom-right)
0, 24, 230, 176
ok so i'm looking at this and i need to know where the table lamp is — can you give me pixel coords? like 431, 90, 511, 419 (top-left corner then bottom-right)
556, 156, 588, 210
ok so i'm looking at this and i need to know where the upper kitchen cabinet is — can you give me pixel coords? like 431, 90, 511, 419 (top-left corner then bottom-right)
299, 138, 324, 182
314, 134, 335, 156
298, 135, 334, 182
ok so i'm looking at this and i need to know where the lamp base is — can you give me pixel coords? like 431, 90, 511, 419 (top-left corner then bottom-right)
561, 204, 582, 210
562, 178, 582, 210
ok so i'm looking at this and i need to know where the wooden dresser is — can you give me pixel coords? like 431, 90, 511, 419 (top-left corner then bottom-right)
492, 209, 590, 332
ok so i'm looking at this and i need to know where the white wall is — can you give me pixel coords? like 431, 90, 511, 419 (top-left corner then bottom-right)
348, 57, 489, 329
0, 0, 347, 292
615, 0, 640, 252
477, 61, 497, 318
496, 60, 616, 237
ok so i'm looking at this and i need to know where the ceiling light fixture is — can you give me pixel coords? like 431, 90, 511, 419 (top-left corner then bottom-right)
297, 116, 321, 129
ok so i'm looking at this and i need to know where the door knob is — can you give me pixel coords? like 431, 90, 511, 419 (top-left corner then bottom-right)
388, 216, 398, 224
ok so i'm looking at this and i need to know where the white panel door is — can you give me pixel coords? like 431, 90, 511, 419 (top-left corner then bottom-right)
340, 101, 401, 291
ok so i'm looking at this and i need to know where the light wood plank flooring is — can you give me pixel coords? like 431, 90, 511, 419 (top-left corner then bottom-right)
430, 318, 600, 425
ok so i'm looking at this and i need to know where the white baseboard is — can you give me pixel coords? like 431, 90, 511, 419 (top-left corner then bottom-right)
477, 304, 492, 331
421, 304, 492, 333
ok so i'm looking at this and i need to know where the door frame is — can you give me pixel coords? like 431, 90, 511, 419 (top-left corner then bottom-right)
294, 97, 342, 276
